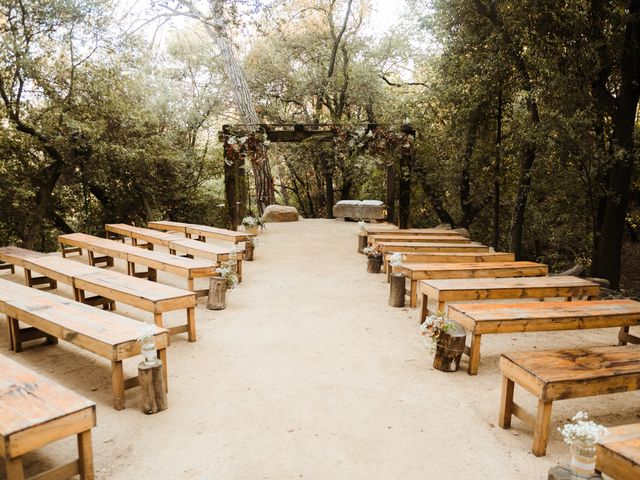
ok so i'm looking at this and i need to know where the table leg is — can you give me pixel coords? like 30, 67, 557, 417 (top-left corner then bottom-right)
5, 457, 24, 480
410, 279, 417, 308
77, 429, 95, 480
111, 361, 125, 410
187, 307, 196, 342
467, 334, 482, 375
158, 348, 168, 393
498, 375, 515, 429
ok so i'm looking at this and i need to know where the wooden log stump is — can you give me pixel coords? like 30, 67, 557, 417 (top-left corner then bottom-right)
367, 256, 383, 274
547, 466, 601, 480
433, 322, 467, 372
207, 276, 227, 310
389, 273, 405, 307
357, 233, 368, 254
245, 241, 255, 261
138, 360, 168, 414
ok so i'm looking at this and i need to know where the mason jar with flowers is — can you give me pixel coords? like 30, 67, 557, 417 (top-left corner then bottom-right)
559, 411, 608, 478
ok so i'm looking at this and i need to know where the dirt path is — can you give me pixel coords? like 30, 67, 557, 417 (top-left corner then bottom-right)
5, 219, 639, 479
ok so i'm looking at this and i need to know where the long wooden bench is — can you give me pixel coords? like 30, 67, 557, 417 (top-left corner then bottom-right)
419, 275, 600, 320
147, 220, 253, 245
397, 261, 548, 307
0, 278, 170, 410
105, 223, 244, 281
0, 260, 14, 274
58, 233, 216, 297
377, 241, 489, 255
0, 246, 57, 289
0, 249, 198, 342
384, 251, 516, 280
596, 423, 640, 480
364, 226, 461, 236
499, 346, 640, 456
0, 354, 96, 480
369, 234, 471, 246
448, 299, 640, 375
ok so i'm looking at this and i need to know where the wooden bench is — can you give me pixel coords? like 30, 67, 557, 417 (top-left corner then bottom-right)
0, 278, 170, 410
596, 422, 640, 480
369, 234, 471, 246
0, 354, 96, 480
419, 275, 600, 319
364, 226, 461, 236
58, 233, 216, 297
0, 246, 57, 289
377, 241, 489, 255
147, 220, 253, 245
448, 299, 640, 375
0, 261, 14, 274
383, 251, 516, 280
105, 224, 244, 281
398, 261, 548, 308
499, 346, 640, 456
14, 254, 197, 342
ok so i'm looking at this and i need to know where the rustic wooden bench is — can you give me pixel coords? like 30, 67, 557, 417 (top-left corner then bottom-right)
16, 255, 197, 342
448, 299, 640, 375
364, 226, 460, 236
0, 354, 96, 480
0, 261, 14, 274
0, 246, 57, 289
377, 241, 490, 256
383, 251, 516, 280
499, 346, 640, 456
147, 220, 253, 245
369, 234, 471, 246
105, 224, 244, 281
398, 261, 548, 308
596, 422, 640, 480
58, 233, 216, 297
0, 278, 170, 410
419, 275, 600, 320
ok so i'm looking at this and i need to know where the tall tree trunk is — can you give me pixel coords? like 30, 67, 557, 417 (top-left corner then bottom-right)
320, 154, 334, 219
386, 161, 396, 224
23, 160, 65, 249
493, 92, 503, 249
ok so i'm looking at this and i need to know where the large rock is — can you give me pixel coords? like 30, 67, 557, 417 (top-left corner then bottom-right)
261, 205, 299, 222
332, 200, 387, 220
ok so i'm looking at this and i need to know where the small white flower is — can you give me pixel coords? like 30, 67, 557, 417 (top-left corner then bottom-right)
390, 253, 403, 267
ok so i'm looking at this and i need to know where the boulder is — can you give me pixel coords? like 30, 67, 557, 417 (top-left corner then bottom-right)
261, 205, 299, 222
452, 227, 470, 238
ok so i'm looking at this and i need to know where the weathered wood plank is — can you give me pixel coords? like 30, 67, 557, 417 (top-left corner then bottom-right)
597, 423, 640, 480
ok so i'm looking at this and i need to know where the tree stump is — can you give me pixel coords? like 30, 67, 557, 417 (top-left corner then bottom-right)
389, 273, 405, 307
547, 466, 601, 480
357, 233, 368, 253
433, 322, 467, 372
367, 256, 382, 274
138, 360, 167, 414
207, 277, 227, 310
245, 241, 255, 261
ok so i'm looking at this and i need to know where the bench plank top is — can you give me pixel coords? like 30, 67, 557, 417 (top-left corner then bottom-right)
378, 242, 489, 253
0, 354, 95, 440
401, 261, 548, 279
148, 220, 252, 243
106, 224, 183, 248
501, 345, 640, 387
370, 234, 471, 244
0, 246, 49, 268
388, 252, 515, 263
170, 238, 244, 257
597, 423, 640, 480
419, 275, 599, 293
364, 227, 461, 236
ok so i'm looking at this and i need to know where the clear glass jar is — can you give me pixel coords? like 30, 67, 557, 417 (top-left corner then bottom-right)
570, 440, 596, 478
140, 335, 158, 366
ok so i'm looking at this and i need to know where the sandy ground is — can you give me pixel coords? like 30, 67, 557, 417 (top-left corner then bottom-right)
2, 219, 639, 480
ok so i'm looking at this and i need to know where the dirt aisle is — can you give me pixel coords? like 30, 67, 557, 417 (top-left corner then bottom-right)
5, 219, 638, 479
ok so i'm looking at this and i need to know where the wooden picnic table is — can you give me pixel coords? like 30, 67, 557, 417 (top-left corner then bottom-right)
419, 275, 600, 319
17, 254, 198, 342
377, 241, 490, 255
383, 251, 515, 279
499, 345, 640, 456
59, 233, 216, 296
596, 423, 640, 480
105, 224, 244, 281
369, 234, 471, 246
398, 261, 548, 307
0, 278, 170, 410
448, 299, 640, 375
0, 354, 96, 480
147, 220, 253, 245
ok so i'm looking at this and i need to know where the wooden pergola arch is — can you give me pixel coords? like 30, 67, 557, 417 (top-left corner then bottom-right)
219, 123, 416, 229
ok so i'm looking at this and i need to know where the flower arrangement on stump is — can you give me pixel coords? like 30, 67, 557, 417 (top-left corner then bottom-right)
363, 246, 383, 273
420, 312, 466, 372
242, 215, 265, 235
559, 412, 608, 478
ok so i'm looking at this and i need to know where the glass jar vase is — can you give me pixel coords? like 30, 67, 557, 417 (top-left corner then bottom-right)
140, 335, 158, 366
570, 439, 596, 478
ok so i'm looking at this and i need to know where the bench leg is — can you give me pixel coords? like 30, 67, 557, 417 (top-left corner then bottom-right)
410, 279, 418, 308
111, 361, 125, 410
419, 294, 429, 324
0, 262, 15, 274
4, 457, 24, 480
436, 300, 445, 314
498, 376, 515, 429
237, 260, 243, 282
9, 318, 20, 352
618, 326, 630, 346
158, 348, 168, 393
187, 278, 194, 293
7, 316, 14, 351
467, 334, 482, 375
532, 399, 553, 456
77, 430, 95, 480
187, 307, 196, 342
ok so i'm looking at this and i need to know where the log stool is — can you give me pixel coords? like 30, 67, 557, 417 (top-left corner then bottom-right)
138, 360, 168, 414
499, 346, 640, 456
389, 273, 405, 307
